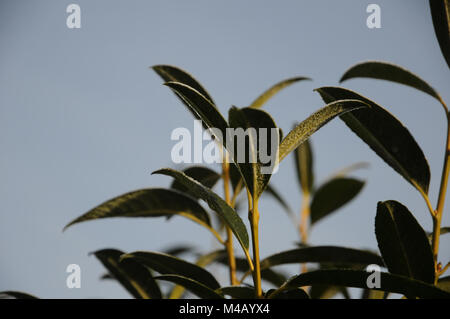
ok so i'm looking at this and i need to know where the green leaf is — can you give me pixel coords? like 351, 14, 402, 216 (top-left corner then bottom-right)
309, 285, 349, 299
152, 65, 216, 105
340, 61, 444, 105
93, 249, 161, 299
121, 251, 220, 290
153, 168, 249, 253
375, 200, 435, 284
0, 291, 38, 299
268, 288, 310, 299
155, 275, 224, 299
250, 76, 311, 108
294, 138, 314, 194
163, 245, 194, 257
171, 166, 221, 199
316, 87, 430, 194
265, 184, 295, 217
63, 188, 213, 233
310, 177, 365, 225
278, 269, 450, 299
260, 246, 383, 270
438, 276, 450, 292
429, 0, 450, 69
228, 107, 280, 199
278, 99, 369, 162
216, 286, 256, 299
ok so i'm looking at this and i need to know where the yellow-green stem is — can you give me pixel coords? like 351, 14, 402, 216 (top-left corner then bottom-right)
432, 111, 450, 283
222, 159, 238, 286
299, 192, 310, 274
248, 192, 262, 298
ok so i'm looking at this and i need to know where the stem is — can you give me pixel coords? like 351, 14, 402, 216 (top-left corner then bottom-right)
248, 191, 262, 298
222, 159, 238, 286
432, 110, 450, 282
299, 192, 310, 274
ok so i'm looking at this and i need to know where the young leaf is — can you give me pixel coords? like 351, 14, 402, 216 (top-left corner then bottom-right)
250, 76, 311, 109
170, 166, 221, 199
375, 200, 435, 284
152, 65, 216, 105
0, 291, 39, 299
294, 138, 314, 194
155, 275, 224, 299
228, 106, 280, 198
277, 269, 450, 299
63, 188, 211, 230
152, 168, 249, 253
278, 99, 369, 162
93, 249, 161, 299
216, 286, 256, 299
310, 177, 365, 225
121, 251, 220, 290
340, 61, 444, 105
260, 246, 383, 270
316, 87, 430, 195
429, 0, 450, 69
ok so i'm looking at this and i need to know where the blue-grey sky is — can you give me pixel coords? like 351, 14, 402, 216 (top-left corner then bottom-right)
1, 0, 449, 298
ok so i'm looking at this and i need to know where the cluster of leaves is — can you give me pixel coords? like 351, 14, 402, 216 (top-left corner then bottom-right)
2, 0, 450, 300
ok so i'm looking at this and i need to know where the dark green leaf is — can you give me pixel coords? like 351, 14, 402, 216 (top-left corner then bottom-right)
260, 246, 383, 270
438, 276, 450, 292
310, 177, 365, 225
270, 288, 309, 299
64, 188, 211, 230
121, 251, 220, 290
279, 99, 369, 162
93, 249, 161, 299
0, 291, 38, 299
228, 107, 280, 198
250, 76, 311, 108
294, 138, 314, 194
153, 168, 249, 253
280, 269, 450, 299
429, 0, 450, 69
375, 200, 435, 284
152, 65, 215, 105
316, 87, 430, 194
163, 245, 195, 257
265, 184, 295, 217
171, 166, 221, 199
340, 61, 444, 104
155, 275, 224, 299
217, 286, 255, 299
309, 285, 349, 299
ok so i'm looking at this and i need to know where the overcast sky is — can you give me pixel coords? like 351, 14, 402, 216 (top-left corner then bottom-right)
1, 0, 449, 298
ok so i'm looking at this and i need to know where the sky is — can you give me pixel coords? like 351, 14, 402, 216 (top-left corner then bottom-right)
0, 0, 449, 298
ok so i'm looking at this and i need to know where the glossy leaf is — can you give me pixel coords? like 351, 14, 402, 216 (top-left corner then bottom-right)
155, 275, 224, 299
310, 177, 365, 225
64, 188, 211, 230
278, 99, 369, 162
121, 251, 220, 290
0, 291, 38, 299
316, 87, 430, 194
228, 106, 279, 198
153, 168, 249, 253
375, 201, 435, 284
294, 138, 314, 194
217, 286, 255, 299
260, 246, 383, 270
340, 61, 444, 104
430, 0, 450, 69
152, 65, 215, 105
171, 166, 221, 199
250, 76, 311, 108
279, 269, 450, 299
93, 249, 161, 299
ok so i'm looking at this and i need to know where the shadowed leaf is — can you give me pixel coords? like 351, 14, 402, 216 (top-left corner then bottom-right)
217, 286, 256, 299
294, 138, 314, 194
121, 251, 220, 290
250, 76, 311, 108
0, 291, 38, 299
265, 184, 295, 217
279, 99, 369, 162
438, 276, 450, 292
375, 201, 435, 284
155, 275, 224, 299
429, 0, 450, 69
93, 249, 161, 299
316, 87, 430, 195
153, 168, 249, 253
269, 288, 310, 299
171, 166, 221, 199
310, 177, 365, 225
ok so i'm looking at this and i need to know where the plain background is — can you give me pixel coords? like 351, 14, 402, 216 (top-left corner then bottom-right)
0, 0, 449, 298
